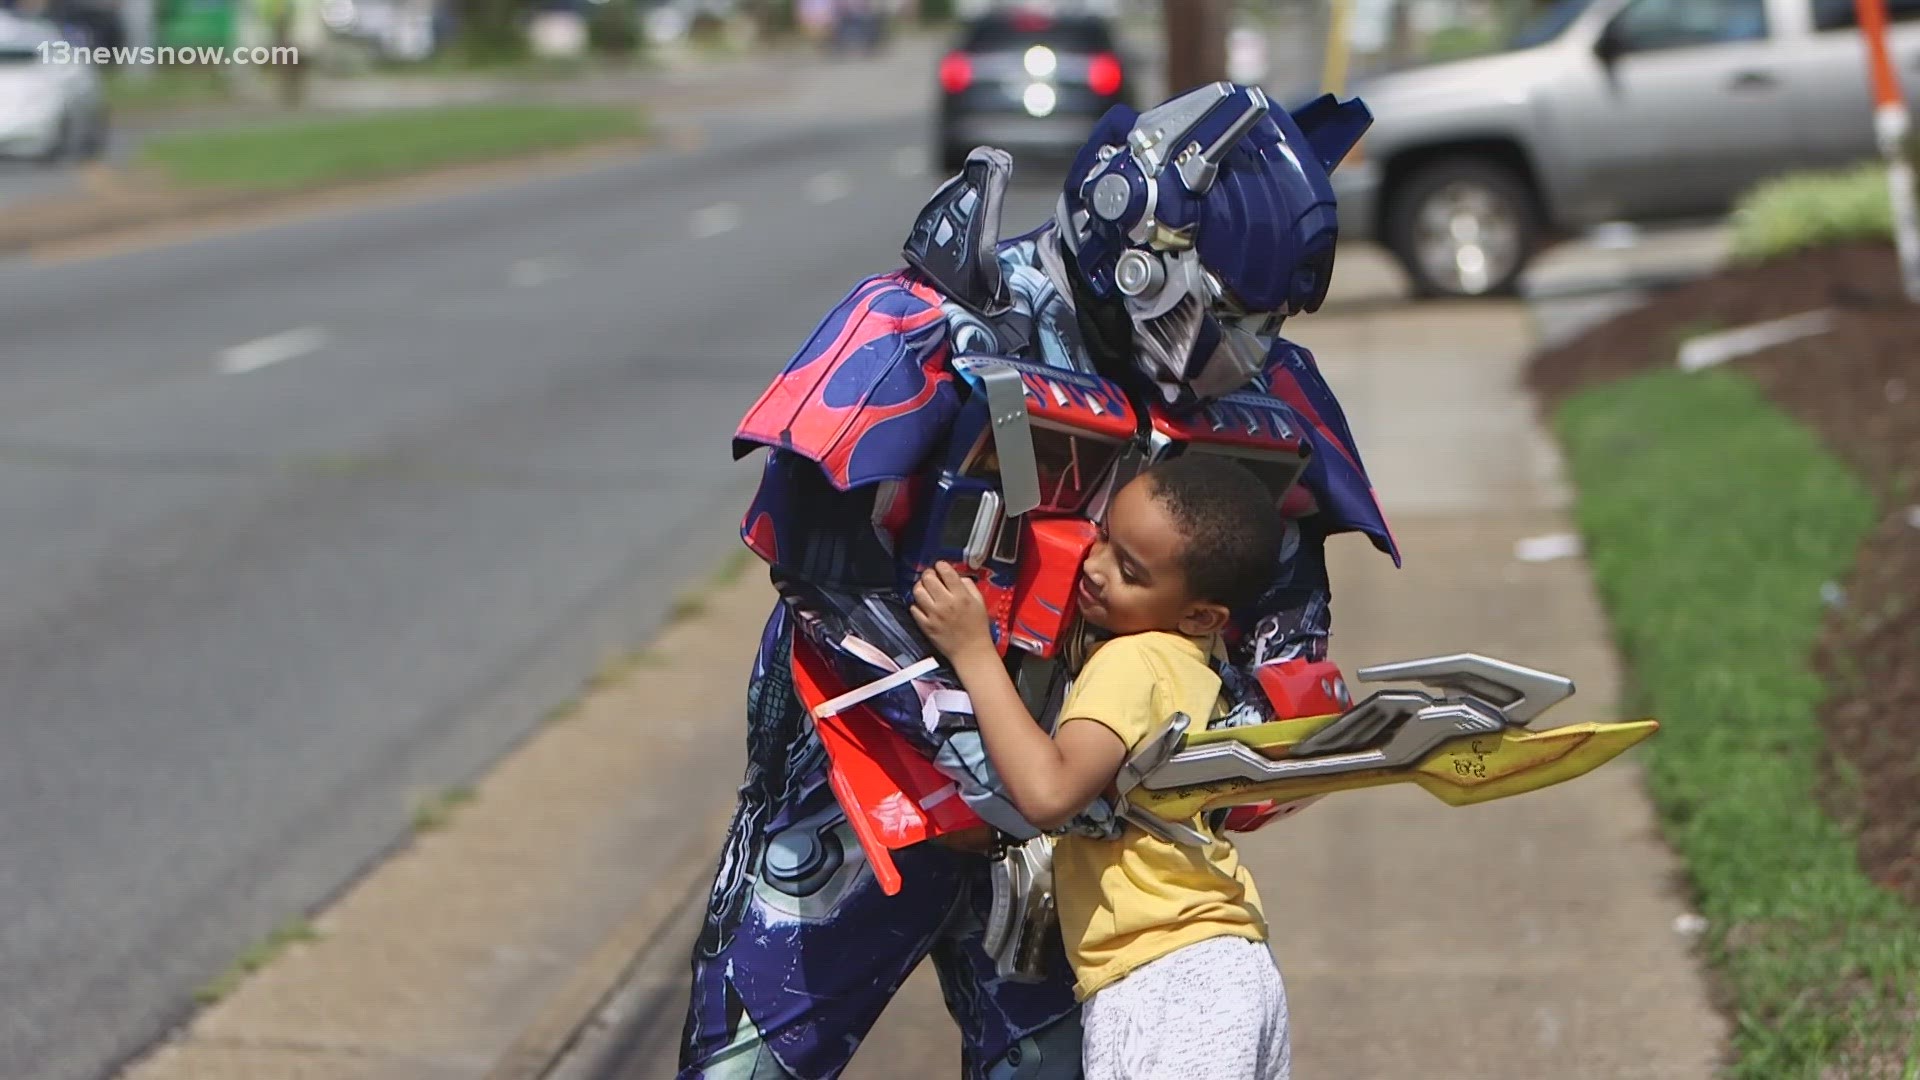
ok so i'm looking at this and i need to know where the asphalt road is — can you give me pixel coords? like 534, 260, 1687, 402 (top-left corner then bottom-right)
0, 46, 1056, 1079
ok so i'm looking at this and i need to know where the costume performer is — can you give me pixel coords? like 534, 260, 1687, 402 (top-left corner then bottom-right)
677, 80, 1656, 1080
676, 79, 1388, 1080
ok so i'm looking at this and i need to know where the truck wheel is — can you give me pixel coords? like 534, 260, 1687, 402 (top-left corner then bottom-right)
1384, 156, 1539, 299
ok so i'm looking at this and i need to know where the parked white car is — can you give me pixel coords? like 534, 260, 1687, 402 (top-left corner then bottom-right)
0, 11, 109, 163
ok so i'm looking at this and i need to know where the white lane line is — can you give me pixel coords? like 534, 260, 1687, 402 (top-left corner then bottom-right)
689, 203, 742, 238
510, 257, 573, 288
218, 327, 330, 375
891, 147, 925, 177
805, 170, 851, 204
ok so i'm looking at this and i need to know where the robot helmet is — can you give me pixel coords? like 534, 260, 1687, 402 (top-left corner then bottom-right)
1055, 83, 1371, 405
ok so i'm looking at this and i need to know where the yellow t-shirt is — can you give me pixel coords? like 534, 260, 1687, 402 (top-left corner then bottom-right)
1052, 631, 1268, 1001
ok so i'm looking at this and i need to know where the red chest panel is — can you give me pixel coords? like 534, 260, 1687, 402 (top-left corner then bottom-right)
1147, 394, 1312, 507
1015, 366, 1136, 442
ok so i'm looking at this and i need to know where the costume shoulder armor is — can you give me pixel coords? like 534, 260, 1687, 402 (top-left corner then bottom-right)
1254, 338, 1401, 566
902, 147, 1015, 318
731, 272, 959, 491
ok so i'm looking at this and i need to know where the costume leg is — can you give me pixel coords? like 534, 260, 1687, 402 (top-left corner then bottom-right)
679, 608, 984, 1079
928, 861, 1084, 1080
679, 800, 1013, 1078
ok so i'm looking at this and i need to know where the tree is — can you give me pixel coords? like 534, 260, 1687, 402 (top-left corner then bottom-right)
252, 0, 307, 107
1162, 0, 1227, 95
456, 0, 532, 61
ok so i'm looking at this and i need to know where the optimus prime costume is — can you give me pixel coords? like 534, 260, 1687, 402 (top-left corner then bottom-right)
679, 83, 1657, 1080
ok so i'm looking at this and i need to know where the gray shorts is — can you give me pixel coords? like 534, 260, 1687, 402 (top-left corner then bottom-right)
1081, 934, 1292, 1080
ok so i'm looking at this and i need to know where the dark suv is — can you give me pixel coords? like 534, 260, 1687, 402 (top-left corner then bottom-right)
934, 11, 1133, 173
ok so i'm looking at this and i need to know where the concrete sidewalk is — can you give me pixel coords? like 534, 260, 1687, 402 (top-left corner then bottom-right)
1257, 286, 1730, 1079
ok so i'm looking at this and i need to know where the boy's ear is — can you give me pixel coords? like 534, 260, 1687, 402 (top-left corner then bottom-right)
1178, 601, 1231, 638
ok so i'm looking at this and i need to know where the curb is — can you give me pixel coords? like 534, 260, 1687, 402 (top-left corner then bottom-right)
480, 829, 720, 1080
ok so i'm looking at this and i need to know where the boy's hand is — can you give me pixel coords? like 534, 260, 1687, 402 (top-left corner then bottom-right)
911, 562, 996, 665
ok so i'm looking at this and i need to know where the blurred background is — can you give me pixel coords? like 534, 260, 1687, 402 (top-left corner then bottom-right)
1, 0, 1913, 1076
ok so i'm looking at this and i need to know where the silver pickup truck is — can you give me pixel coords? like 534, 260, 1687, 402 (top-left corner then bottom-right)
1333, 0, 1920, 296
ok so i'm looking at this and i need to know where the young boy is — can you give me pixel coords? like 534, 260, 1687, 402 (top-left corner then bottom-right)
910, 453, 1293, 1080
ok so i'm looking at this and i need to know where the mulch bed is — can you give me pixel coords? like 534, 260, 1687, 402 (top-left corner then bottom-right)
1525, 240, 1920, 906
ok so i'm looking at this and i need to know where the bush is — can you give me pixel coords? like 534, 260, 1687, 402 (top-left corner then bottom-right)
1423, 23, 1502, 61
1730, 162, 1896, 263
587, 0, 642, 55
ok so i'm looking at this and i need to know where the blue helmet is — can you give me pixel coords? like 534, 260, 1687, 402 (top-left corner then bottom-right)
1055, 83, 1371, 405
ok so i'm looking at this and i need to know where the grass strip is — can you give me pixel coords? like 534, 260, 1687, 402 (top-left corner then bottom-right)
1555, 367, 1918, 1078
139, 103, 644, 191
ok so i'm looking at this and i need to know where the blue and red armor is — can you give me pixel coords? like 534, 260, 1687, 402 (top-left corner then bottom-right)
678, 83, 1396, 1080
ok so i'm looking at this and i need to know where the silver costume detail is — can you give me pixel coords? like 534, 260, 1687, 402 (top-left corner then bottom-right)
1124, 83, 1241, 180
983, 834, 1060, 983
1110, 712, 1214, 848
751, 807, 872, 923
1174, 91, 1271, 196
1355, 652, 1575, 727
957, 356, 1043, 518
1114, 654, 1579, 846
1112, 249, 1163, 297
1090, 172, 1133, 220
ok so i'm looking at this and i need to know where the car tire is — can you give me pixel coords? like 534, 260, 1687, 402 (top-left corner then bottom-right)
1384, 156, 1539, 299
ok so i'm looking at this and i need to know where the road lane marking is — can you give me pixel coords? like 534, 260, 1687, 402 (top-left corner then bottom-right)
689, 203, 741, 238
218, 327, 330, 374
510, 257, 573, 287
805, 170, 851, 204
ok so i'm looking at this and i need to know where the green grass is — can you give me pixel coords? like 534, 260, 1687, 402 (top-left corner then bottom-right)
411, 785, 476, 833
1556, 368, 1919, 1077
138, 103, 645, 191
103, 67, 237, 113
1422, 23, 1504, 61
1730, 163, 1896, 263
195, 918, 321, 1004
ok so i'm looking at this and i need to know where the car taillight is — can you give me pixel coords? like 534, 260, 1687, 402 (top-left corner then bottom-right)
940, 52, 972, 94
1088, 52, 1123, 96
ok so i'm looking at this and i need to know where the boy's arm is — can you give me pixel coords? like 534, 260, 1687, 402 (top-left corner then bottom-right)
913, 563, 1127, 831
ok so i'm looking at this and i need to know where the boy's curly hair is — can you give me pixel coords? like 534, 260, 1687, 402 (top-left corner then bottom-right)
1141, 453, 1286, 610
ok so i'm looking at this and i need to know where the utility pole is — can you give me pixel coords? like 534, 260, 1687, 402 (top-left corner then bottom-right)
1162, 0, 1227, 95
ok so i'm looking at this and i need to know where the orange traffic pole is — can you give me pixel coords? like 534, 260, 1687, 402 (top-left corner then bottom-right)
1857, 0, 1902, 109
1856, 0, 1920, 301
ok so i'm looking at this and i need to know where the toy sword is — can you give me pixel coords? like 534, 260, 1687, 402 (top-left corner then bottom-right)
1113, 653, 1659, 846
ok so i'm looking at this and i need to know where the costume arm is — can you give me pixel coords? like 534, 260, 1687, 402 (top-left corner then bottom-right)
731, 273, 1060, 840
913, 562, 1130, 831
